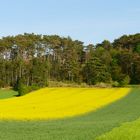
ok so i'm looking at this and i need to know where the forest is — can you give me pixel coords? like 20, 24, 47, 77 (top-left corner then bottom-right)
0, 33, 140, 94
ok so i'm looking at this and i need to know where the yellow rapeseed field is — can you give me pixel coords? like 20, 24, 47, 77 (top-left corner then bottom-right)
0, 88, 130, 120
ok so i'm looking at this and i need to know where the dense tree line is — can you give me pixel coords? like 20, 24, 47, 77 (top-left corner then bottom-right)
0, 33, 140, 94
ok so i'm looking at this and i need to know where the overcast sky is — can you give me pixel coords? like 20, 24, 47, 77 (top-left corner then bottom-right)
0, 0, 140, 44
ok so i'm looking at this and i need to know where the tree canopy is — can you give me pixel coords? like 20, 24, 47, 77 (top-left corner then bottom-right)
0, 33, 140, 93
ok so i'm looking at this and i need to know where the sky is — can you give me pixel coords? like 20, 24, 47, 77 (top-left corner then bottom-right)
0, 0, 140, 45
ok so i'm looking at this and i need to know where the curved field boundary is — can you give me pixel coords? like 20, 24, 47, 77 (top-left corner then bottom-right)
96, 118, 140, 140
0, 88, 130, 120
0, 88, 138, 140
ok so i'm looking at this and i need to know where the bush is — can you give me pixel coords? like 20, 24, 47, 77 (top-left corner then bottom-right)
14, 77, 41, 96
31, 84, 40, 91
112, 81, 120, 87
18, 84, 41, 96
119, 75, 130, 87
18, 84, 29, 96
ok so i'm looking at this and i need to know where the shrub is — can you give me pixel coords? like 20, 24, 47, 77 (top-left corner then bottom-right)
112, 81, 120, 87
14, 77, 41, 96
18, 85, 40, 96
119, 75, 130, 87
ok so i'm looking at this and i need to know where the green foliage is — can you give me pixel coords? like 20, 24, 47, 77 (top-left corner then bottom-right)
112, 81, 120, 87
18, 84, 40, 96
18, 84, 31, 96
119, 75, 130, 87
83, 57, 111, 85
14, 77, 21, 91
0, 33, 140, 90
134, 44, 140, 54
14, 77, 41, 96
48, 80, 89, 87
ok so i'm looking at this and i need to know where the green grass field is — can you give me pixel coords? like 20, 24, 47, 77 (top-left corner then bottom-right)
0, 88, 140, 140
0, 89, 18, 99
96, 118, 140, 140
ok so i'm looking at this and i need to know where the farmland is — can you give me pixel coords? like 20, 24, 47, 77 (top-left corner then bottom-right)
0, 88, 130, 120
0, 89, 18, 99
0, 0, 140, 139
96, 118, 140, 140
0, 88, 140, 139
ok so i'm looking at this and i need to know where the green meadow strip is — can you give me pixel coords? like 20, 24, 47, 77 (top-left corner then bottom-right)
96, 118, 140, 140
0, 89, 18, 99
0, 88, 140, 140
